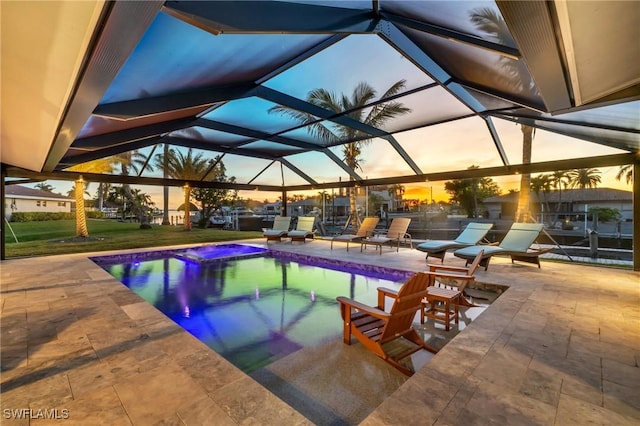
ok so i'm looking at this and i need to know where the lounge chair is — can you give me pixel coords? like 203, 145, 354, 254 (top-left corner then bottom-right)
263, 216, 291, 243
336, 272, 437, 376
330, 217, 379, 251
287, 216, 316, 243
360, 217, 412, 254
454, 223, 552, 270
415, 222, 493, 262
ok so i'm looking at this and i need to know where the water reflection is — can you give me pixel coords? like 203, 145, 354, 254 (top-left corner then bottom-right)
104, 253, 405, 372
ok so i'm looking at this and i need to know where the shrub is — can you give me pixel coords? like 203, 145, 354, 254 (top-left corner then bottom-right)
10, 212, 75, 222
589, 207, 621, 223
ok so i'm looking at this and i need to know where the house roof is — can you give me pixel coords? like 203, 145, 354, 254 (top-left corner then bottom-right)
1, 1, 638, 193
5, 185, 73, 201
484, 188, 632, 204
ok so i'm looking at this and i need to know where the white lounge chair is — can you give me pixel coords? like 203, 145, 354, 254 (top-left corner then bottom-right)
263, 216, 291, 243
415, 222, 493, 262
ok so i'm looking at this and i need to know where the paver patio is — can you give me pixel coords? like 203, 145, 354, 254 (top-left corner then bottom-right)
1, 238, 638, 425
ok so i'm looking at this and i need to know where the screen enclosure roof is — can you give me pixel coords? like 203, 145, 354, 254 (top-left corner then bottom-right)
1, 0, 638, 192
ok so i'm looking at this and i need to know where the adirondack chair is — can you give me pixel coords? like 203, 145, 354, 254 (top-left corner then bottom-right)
336, 272, 437, 376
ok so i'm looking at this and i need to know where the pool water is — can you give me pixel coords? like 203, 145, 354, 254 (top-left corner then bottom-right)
93, 246, 411, 373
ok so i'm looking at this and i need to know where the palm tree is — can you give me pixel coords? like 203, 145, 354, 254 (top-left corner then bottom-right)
67, 159, 114, 237
615, 164, 633, 185
34, 182, 55, 193
530, 174, 552, 224
156, 148, 211, 231
110, 150, 153, 227
549, 170, 571, 227
269, 80, 411, 230
470, 8, 537, 223
569, 168, 602, 189
161, 143, 171, 225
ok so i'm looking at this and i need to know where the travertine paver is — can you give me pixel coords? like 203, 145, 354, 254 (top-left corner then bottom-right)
1, 239, 639, 425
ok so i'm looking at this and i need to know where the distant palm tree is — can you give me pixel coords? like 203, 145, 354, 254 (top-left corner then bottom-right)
569, 168, 602, 189
110, 150, 153, 227
156, 148, 211, 230
615, 164, 633, 185
269, 80, 411, 229
470, 8, 537, 223
549, 170, 571, 227
34, 182, 55, 193
530, 174, 552, 224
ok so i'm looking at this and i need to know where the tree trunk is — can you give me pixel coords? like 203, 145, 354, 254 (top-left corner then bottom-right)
97, 183, 104, 211
515, 124, 534, 222
75, 176, 89, 237
162, 144, 170, 225
348, 186, 361, 230
122, 183, 150, 227
184, 185, 192, 231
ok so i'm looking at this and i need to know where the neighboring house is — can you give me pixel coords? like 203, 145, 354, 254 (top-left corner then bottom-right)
483, 188, 633, 222
4, 185, 73, 219
287, 196, 351, 218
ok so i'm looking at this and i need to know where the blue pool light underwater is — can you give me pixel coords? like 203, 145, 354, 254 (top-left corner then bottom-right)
92, 244, 411, 373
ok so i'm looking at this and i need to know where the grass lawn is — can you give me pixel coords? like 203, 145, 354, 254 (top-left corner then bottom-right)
3, 219, 263, 258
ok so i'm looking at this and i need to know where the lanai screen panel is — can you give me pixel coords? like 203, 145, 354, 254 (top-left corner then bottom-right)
168, 127, 256, 147
78, 105, 213, 139
492, 118, 630, 165
201, 154, 277, 185
381, 0, 518, 49
201, 98, 322, 135
396, 116, 505, 172
285, 151, 352, 184
238, 141, 306, 158
262, 34, 435, 102
353, 138, 418, 179
249, 162, 309, 187
364, 86, 476, 133
398, 26, 544, 110
278, 122, 375, 148
99, 11, 332, 104
494, 102, 640, 152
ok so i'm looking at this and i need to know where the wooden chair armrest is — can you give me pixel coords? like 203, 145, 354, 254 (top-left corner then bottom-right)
377, 287, 399, 298
427, 264, 470, 273
423, 271, 474, 281
336, 297, 390, 320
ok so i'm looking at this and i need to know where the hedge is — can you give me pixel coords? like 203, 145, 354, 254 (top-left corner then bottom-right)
9, 211, 105, 222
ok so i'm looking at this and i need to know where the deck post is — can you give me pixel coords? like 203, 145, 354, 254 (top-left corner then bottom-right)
1, 164, 5, 260
281, 189, 287, 217
633, 160, 639, 271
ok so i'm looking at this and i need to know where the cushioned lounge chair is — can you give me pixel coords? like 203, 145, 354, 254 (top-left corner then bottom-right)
263, 216, 291, 243
337, 272, 437, 376
331, 217, 379, 251
415, 222, 493, 262
287, 216, 316, 243
454, 223, 552, 270
360, 217, 412, 254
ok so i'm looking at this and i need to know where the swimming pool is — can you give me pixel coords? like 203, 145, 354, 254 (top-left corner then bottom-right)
91, 244, 413, 373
